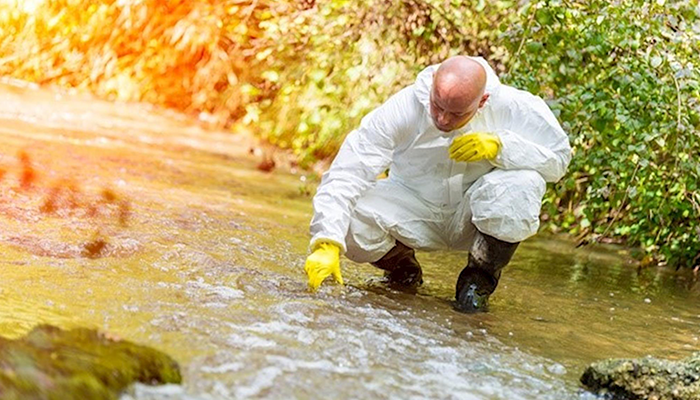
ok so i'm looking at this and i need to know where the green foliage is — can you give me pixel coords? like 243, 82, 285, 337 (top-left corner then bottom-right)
247, 0, 515, 166
501, 0, 700, 267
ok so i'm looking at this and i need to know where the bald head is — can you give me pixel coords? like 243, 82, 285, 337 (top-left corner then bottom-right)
430, 56, 489, 132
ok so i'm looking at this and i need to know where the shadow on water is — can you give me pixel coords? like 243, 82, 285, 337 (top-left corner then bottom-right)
0, 150, 135, 259
0, 82, 698, 399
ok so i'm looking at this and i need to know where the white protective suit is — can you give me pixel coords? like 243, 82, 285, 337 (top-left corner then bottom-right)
310, 57, 572, 263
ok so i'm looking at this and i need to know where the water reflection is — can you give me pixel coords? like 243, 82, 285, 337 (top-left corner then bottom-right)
415, 240, 700, 378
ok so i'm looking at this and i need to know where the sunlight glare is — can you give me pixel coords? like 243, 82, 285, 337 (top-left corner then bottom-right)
1, 0, 46, 13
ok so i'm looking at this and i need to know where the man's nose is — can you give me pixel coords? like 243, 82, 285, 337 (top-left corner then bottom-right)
437, 112, 450, 126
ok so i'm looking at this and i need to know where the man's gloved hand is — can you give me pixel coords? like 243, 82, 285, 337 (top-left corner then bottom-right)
449, 132, 501, 163
304, 242, 344, 290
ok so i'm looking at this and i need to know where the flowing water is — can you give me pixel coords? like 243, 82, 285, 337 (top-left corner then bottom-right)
0, 81, 699, 400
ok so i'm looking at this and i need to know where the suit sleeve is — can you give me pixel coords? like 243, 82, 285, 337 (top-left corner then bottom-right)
309, 86, 420, 252
491, 90, 572, 183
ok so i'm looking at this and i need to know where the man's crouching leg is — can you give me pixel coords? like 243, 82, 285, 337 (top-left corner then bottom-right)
371, 241, 423, 288
345, 205, 425, 289
454, 232, 518, 312
453, 169, 546, 313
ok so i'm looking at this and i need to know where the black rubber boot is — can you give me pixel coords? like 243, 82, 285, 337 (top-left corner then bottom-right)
454, 232, 519, 313
371, 241, 423, 288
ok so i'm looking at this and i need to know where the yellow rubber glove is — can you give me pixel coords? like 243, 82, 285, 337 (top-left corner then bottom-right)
449, 132, 501, 163
304, 242, 344, 291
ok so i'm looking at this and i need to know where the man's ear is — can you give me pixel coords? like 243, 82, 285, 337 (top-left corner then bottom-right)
479, 93, 490, 108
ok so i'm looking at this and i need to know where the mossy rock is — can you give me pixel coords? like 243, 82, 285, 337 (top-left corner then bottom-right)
0, 324, 182, 400
581, 353, 700, 400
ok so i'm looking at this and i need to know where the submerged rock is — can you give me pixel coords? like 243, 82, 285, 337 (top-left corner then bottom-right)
581, 353, 700, 400
0, 324, 181, 399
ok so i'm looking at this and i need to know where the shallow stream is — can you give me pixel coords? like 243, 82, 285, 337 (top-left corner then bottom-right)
1, 82, 698, 399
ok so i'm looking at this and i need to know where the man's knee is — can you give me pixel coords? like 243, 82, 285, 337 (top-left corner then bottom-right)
467, 169, 546, 243
345, 213, 396, 263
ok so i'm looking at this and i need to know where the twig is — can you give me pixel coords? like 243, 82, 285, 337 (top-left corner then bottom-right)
411, 0, 462, 35
404, 0, 456, 49
600, 162, 640, 239
508, 2, 538, 76
230, 0, 260, 53
652, 70, 685, 238
672, 73, 682, 131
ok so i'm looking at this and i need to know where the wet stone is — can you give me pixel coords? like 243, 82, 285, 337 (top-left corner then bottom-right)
0, 324, 182, 400
581, 353, 700, 400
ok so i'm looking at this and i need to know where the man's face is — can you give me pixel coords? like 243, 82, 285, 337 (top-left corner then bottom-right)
429, 85, 485, 132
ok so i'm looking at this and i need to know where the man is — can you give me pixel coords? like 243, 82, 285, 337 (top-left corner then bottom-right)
304, 56, 571, 312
